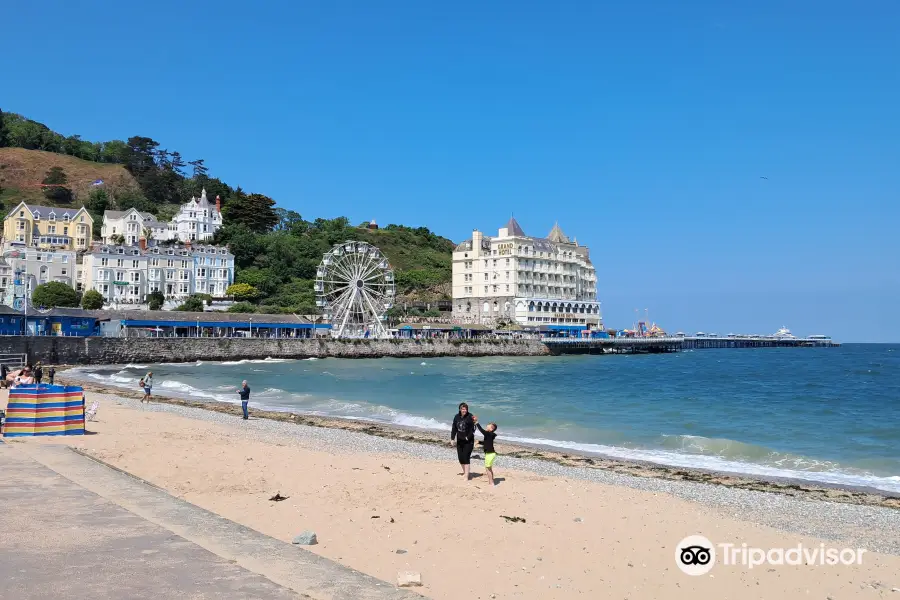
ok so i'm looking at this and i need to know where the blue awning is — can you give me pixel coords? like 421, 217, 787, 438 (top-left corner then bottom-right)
121, 320, 330, 329
546, 325, 585, 331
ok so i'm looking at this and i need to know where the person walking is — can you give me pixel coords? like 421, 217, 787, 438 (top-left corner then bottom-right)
236, 380, 251, 420
450, 402, 476, 480
141, 372, 154, 403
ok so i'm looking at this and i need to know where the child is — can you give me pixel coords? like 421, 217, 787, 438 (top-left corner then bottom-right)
473, 415, 499, 486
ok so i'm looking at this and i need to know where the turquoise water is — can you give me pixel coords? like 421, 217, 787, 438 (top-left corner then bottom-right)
71, 344, 900, 493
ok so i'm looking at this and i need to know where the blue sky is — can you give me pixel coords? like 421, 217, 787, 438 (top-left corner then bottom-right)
4, 1, 898, 341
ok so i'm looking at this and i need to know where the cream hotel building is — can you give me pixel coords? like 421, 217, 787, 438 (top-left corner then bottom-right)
451, 218, 601, 329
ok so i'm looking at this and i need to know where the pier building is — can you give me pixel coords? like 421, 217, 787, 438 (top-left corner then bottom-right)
451, 218, 601, 329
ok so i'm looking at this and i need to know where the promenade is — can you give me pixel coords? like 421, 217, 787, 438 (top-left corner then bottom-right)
0, 443, 420, 600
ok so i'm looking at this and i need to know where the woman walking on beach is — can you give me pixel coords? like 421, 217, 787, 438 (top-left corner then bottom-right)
450, 402, 476, 480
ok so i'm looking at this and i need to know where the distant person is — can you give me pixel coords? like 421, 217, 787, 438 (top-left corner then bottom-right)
450, 402, 476, 480
0, 364, 7, 388
140, 372, 154, 403
48, 366, 56, 385
34, 364, 43, 385
473, 415, 499, 486
236, 380, 250, 420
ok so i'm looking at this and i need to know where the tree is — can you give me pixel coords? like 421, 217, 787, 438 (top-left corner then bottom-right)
110, 233, 125, 245
0, 109, 8, 147
227, 302, 257, 314
147, 290, 165, 310
274, 208, 305, 234
32, 281, 79, 308
175, 295, 205, 312
115, 189, 153, 213
188, 159, 208, 178
221, 188, 278, 233
41, 166, 73, 203
226, 282, 260, 301
81, 289, 105, 310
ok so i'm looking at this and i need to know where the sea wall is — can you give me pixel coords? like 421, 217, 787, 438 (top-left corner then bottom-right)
0, 336, 550, 365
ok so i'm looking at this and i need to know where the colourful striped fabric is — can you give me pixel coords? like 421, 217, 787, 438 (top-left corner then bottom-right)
2, 385, 85, 437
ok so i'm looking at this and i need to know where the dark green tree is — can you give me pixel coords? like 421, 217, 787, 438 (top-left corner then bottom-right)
147, 290, 165, 310
188, 159, 208, 178
32, 281, 79, 308
80, 289, 105, 310
0, 108, 8, 147
41, 166, 73, 203
175, 295, 205, 312
221, 188, 278, 233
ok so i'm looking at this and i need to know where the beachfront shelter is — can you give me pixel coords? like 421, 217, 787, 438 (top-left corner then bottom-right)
2, 384, 85, 437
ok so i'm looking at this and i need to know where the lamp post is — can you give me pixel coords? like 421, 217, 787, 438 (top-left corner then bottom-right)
197, 318, 200, 338
249, 317, 253, 338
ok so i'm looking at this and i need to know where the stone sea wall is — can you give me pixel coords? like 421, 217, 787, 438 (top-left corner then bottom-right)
0, 336, 550, 366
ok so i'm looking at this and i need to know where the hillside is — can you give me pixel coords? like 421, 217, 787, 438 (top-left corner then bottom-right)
0, 147, 141, 209
0, 109, 454, 313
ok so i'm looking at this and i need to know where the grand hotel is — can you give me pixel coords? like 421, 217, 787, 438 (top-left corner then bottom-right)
451, 218, 601, 329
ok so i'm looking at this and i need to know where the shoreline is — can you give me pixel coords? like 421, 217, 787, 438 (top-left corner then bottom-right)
60, 374, 900, 510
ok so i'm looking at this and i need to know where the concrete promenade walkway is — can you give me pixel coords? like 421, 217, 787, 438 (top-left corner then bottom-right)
0, 443, 421, 600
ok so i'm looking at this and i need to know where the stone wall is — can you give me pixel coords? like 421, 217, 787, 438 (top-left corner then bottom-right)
0, 336, 550, 366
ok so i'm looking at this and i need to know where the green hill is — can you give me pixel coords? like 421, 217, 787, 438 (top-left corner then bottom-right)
0, 109, 453, 313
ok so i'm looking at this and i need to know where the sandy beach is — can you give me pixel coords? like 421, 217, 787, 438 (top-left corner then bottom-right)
3, 385, 900, 599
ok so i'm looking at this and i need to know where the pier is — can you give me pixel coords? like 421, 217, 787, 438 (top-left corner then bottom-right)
544, 335, 839, 356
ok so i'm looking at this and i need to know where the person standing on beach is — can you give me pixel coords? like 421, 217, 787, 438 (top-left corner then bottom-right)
473, 415, 499, 486
236, 380, 251, 419
450, 402, 476, 480
34, 363, 43, 385
141, 372, 154, 403
48, 366, 56, 385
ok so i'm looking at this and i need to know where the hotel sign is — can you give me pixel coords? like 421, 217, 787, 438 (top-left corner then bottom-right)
497, 242, 514, 256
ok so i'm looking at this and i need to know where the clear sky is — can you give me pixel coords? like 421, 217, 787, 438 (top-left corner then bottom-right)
4, 1, 898, 341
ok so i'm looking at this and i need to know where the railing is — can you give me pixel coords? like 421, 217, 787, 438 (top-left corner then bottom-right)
0, 353, 28, 368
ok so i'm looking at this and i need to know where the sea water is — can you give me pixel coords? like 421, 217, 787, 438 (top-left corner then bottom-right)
69, 344, 900, 493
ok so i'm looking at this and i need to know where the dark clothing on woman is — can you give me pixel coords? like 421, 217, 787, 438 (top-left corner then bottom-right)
451, 412, 475, 442
451, 412, 476, 465
456, 439, 475, 465
476, 423, 497, 454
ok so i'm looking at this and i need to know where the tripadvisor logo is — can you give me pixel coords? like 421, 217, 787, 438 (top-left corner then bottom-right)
676, 535, 716, 576
676, 535, 866, 576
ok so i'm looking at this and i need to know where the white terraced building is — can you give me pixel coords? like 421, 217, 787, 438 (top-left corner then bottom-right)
451, 218, 601, 329
81, 242, 234, 305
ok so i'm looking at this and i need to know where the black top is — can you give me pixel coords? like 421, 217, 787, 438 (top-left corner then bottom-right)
238, 386, 251, 401
476, 423, 497, 454
451, 412, 475, 442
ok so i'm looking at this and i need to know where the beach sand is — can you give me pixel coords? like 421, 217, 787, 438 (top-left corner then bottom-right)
3, 388, 899, 599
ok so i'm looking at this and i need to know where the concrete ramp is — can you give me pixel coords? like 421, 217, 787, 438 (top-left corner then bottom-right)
0, 444, 422, 600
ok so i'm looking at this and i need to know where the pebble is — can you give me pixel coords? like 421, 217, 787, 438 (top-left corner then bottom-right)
574, 517, 583, 522
397, 571, 422, 587
292, 531, 317, 545
105, 393, 900, 556
396, 549, 407, 554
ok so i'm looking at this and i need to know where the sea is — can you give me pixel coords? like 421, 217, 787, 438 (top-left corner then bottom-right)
68, 344, 900, 494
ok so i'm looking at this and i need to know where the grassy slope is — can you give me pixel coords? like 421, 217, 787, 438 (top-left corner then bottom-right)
0, 147, 141, 208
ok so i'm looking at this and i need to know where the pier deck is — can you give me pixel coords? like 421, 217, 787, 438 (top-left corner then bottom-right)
544, 336, 838, 355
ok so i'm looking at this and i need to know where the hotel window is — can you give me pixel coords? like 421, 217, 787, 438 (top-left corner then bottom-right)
484, 273, 488, 281
132, 260, 139, 268
483, 286, 488, 294
116, 259, 123, 267
48, 226, 56, 234
101, 258, 108, 266
505, 285, 509, 292
492, 285, 498, 292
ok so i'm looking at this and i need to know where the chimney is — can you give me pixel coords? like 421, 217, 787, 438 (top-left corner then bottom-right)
139, 237, 147, 251
471, 229, 483, 257
215, 195, 221, 213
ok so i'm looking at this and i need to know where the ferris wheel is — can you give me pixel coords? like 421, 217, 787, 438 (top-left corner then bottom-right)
315, 241, 395, 338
